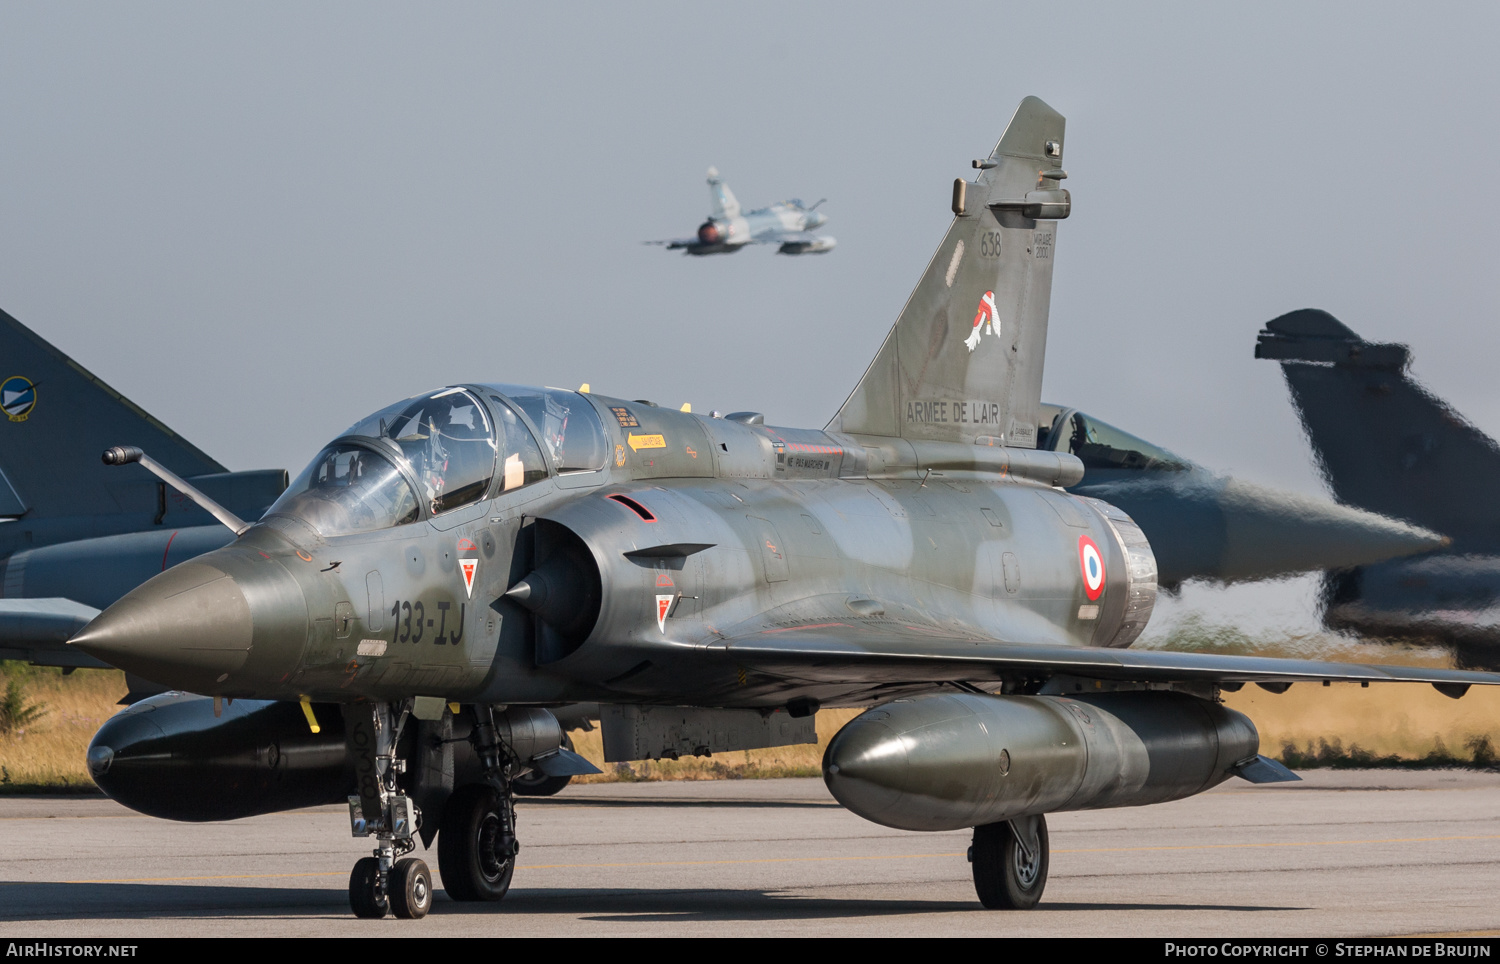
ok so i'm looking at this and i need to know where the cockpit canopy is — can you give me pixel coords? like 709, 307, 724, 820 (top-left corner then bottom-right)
1039, 406, 1190, 474
265, 385, 607, 537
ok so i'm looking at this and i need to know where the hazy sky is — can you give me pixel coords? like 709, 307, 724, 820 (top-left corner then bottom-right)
3, 3, 1496, 634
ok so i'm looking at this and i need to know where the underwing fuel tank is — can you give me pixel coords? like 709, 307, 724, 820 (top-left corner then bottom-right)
86, 692, 352, 821
823, 691, 1257, 832
86, 692, 590, 822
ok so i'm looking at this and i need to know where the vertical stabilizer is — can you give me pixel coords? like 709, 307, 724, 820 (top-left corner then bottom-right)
1256, 309, 1500, 551
829, 96, 1068, 447
706, 167, 741, 219
0, 306, 227, 522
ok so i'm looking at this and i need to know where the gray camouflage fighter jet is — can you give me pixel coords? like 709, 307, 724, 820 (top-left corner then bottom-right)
0, 312, 1441, 671
1257, 309, 1500, 667
648, 167, 834, 255
71, 98, 1500, 920
1037, 404, 1447, 588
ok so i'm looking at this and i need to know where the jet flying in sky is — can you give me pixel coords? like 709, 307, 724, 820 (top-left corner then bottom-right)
648, 167, 834, 255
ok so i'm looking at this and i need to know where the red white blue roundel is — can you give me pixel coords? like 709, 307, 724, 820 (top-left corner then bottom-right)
1078, 535, 1105, 601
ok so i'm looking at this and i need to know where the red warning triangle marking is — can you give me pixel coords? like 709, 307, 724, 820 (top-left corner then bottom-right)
460, 559, 478, 598
656, 594, 673, 633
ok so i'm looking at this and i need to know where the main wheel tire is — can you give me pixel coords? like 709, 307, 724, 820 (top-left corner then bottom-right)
514, 734, 576, 797
438, 784, 517, 902
971, 814, 1049, 910
389, 857, 433, 919
349, 856, 389, 919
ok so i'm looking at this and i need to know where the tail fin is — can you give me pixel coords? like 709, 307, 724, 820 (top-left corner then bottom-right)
706, 167, 741, 219
829, 96, 1068, 447
0, 307, 278, 530
1256, 308, 1500, 551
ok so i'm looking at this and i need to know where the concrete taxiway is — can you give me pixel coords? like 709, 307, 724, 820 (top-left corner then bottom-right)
1, 771, 1498, 937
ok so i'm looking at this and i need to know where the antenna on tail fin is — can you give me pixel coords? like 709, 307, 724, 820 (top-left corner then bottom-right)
829, 96, 1069, 449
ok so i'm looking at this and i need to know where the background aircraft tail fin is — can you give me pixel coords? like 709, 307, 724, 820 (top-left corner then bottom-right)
1256, 308, 1500, 551
828, 96, 1068, 447
706, 167, 741, 219
0, 306, 281, 530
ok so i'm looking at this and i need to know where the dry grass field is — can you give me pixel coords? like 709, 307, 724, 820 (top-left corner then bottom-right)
3, 620, 1497, 790
0, 664, 128, 790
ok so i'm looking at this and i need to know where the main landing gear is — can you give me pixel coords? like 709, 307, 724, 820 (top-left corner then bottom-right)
437, 785, 517, 900
969, 814, 1049, 909
437, 707, 519, 902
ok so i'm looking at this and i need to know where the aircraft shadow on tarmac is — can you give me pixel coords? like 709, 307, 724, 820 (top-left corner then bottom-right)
0, 881, 1298, 922
0, 881, 356, 921
518, 797, 843, 810
562, 894, 1300, 922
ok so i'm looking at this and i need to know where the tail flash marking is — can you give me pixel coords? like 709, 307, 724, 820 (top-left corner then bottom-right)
945, 242, 964, 288
965, 291, 998, 352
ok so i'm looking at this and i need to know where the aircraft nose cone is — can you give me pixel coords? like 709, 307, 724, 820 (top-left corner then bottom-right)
1214, 478, 1449, 582
70, 561, 259, 693
1089, 474, 1449, 586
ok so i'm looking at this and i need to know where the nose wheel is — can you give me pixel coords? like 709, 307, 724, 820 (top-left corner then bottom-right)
349, 855, 431, 919
348, 857, 389, 919
969, 814, 1049, 909
389, 857, 433, 918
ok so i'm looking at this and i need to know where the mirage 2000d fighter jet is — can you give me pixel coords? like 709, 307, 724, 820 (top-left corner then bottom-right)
71, 98, 1500, 921
648, 167, 834, 255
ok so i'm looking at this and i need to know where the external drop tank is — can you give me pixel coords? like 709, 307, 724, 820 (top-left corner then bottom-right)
823, 691, 1258, 832
87, 692, 590, 823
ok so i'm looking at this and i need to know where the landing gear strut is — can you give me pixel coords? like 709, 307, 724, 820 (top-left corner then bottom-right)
343, 702, 430, 919
438, 704, 519, 902
970, 814, 1048, 909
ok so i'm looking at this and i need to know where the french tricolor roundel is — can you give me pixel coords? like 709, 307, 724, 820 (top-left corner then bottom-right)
1078, 535, 1105, 601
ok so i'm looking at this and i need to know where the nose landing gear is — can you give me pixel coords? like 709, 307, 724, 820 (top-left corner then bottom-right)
343, 702, 428, 919
341, 701, 547, 917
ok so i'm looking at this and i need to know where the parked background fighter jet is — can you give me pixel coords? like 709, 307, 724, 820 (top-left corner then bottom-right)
648, 167, 834, 255
60, 100, 1500, 921
1257, 309, 1500, 667
0, 306, 286, 685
